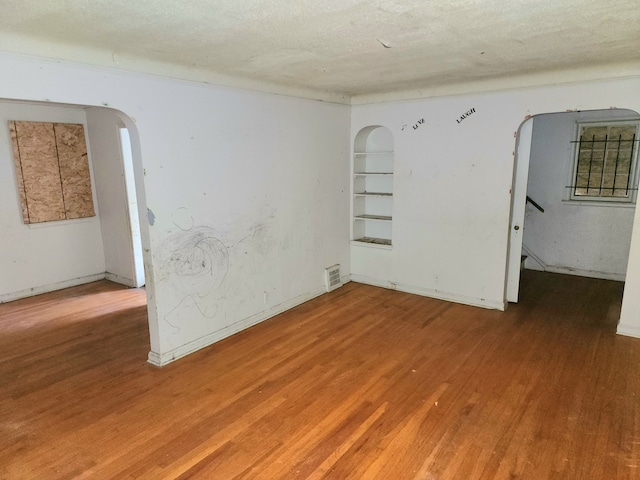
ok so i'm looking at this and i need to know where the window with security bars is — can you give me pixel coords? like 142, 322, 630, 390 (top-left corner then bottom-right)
571, 122, 639, 202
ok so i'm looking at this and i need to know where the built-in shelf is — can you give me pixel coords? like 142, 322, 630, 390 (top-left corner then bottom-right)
354, 192, 393, 197
354, 214, 392, 221
352, 126, 394, 246
354, 151, 394, 155
354, 172, 393, 176
353, 236, 392, 246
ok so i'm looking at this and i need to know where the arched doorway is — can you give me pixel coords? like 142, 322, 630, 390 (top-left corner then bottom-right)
507, 108, 640, 309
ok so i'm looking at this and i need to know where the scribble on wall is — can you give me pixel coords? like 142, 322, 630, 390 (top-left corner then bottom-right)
162, 225, 229, 292
171, 206, 194, 231
160, 225, 229, 332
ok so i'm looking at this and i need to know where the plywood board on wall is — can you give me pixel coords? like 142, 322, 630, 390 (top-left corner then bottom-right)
9, 120, 94, 224
54, 123, 95, 219
13, 121, 66, 223
8, 121, 29, 222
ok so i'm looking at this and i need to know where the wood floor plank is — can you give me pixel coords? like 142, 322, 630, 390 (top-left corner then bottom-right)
1, 271, 640, 479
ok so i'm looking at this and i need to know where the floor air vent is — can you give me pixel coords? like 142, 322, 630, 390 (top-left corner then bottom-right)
325, 264, 342, 292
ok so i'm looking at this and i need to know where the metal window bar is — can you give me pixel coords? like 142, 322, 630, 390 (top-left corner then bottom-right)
598, 135, 608, 195
569, 139, 640, 143
612, 134, 622, 195
626, 133, 637, 195
572, 134, 637, 197
575, 134, 596, 196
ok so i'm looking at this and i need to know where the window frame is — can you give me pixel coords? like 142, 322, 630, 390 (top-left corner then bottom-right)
569, 119, 640, 204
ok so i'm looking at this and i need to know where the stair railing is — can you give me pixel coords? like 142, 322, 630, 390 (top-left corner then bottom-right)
526, 196, 544, 213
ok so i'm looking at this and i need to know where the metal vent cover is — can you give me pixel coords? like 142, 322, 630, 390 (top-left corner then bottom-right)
325, 264, 342, 292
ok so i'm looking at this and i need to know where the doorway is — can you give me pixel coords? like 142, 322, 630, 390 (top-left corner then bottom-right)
0, 99, 150, 351
84, 106, 147, 290
507, 109, 640, 305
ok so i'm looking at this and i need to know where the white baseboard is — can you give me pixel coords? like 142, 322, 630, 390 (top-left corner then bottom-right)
546, 266, 625, 282
105, 272, 137, 288
617, 323, 640, 339
338, 273, 351, 288
148, 275, 351, 367
349, 274, 507, 311
0, 273, 106, 303
525, 265, 625, 282
522, 244, 625, 282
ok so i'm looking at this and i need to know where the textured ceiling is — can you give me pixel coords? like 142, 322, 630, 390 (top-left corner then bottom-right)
1, 0, 639, 101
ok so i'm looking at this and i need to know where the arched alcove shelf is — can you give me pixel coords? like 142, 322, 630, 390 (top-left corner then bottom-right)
352, 125, 394, 246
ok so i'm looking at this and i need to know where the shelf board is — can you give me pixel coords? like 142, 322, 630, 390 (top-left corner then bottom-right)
354, 191, 393, 197
353, 236, 392, 246
354, 151, 394, 156
354, 172, 393, 176
354, 214, 392, 221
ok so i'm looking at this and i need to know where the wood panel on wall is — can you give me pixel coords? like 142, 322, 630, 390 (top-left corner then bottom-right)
8, 121, 30, 222
9, 120, 95, 224
54, 123, 94, 219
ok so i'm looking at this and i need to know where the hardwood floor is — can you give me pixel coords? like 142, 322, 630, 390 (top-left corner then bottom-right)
1, 271, 639, 479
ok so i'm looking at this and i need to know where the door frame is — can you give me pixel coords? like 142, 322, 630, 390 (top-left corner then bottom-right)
505, 117, 534, 303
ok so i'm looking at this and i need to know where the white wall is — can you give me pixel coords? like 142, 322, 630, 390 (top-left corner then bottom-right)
0, 53, 351, 365
523, 110, 638, 281
0, 100, 106, 301
86, 107, 140, 287
3, 52, 640, 360
351, 77, 640, 319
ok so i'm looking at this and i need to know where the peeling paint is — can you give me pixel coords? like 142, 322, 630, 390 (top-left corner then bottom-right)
147, 208, 156, 226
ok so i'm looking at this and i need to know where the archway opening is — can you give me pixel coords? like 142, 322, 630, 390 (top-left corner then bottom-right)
508, 108, 640, 325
